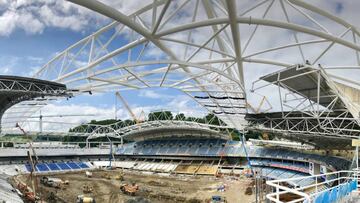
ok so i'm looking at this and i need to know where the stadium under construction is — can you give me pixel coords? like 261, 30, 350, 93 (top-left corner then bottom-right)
1, 0, 360, 203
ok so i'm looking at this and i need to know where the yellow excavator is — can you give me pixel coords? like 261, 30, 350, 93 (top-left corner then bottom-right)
77, 195, 96, 203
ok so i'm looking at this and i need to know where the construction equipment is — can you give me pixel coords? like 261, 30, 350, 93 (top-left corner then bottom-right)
210, 195, 227, 203
16, 123, 40, 201
120, 183, 139, 196
27, 111, 97, 133
85, 171, 93, 178
76, 195, 96, 203
115, 92, 143, 124
115, 171, 124, 181
40, 176, 69, 188
16, 182, 37, 202
82, 184, 94, 193
101, 173, 111, 180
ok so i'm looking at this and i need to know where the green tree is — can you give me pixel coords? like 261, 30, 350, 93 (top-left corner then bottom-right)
174, 113, 186, 121
204, 113, 225, 126
244, 131, 262, 140
123, 119, 136, 126
148, 111, 173, 121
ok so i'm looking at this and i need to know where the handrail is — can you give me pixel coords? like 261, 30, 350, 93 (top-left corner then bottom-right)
266, 169, 360, 202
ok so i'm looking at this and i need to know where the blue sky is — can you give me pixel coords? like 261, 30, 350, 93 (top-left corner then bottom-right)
0, 7, 203, 128
1, 0, 360, 132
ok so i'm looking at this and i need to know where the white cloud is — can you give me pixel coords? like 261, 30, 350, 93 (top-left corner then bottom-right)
138, 89, 174, 100
0, 10, 17, 36
38, 3, 87, 32
0, 0, 161, 36
16, 92, 207, 132
3, 0, 360, 131
0, 56, 19, 74
24, 103, 115, 132
0, 55, 45, 76
0, 0, 107, 36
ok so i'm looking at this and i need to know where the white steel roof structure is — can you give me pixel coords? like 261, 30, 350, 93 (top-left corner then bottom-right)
3, 0, 360, 142
247, 64, 360, 148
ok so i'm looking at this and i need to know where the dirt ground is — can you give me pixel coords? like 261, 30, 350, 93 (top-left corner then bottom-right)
14, 169, 255, 203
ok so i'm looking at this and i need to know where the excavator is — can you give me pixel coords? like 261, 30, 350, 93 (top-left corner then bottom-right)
120, 183, 139, 196
77, 195, 96, 203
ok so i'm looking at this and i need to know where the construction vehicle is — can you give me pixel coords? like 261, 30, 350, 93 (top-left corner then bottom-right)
40, 176, 69, 188
101, 173, 111, 179
115, 173, 124, 181
16, 182, 37, 202
209, 195, 227, 203
76, 195, 96, 203
82, 184, 94, 193
120, 183, 139, 196
85, 171, 93, 178
40, 177, 61, 188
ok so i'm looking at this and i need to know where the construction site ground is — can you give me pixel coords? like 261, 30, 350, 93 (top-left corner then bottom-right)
13, 169, 255, 203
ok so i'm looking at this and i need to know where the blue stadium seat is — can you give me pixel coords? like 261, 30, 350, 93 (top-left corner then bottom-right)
177, 140, 189, 154
117, 147, 126, 154
47, 163, 60, 171
25, 164, 34, 172
157, 141, 170, 154
67, 162, 81, 169
209, 146, 220, 155
78, 162, 89, 169
166, 147, 178, 154
36, 163, 49, 172
124, 147, 134, 154
116, 139, 350, 173
142, 144, 153, 155
57, 162, 71, 170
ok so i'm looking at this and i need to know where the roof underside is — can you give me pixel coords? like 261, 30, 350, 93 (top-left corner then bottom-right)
247, 65, 360, 149
0, 75, 68, 131
261, 66, 346, 111
245, 112, 355, 149
123, 127, 229, 142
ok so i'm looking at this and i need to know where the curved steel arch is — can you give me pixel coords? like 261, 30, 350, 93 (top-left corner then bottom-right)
86, 120, 230, 141
5, 0, 360, 134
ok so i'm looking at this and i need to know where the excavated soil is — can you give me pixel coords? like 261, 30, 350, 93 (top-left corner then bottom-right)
14, 169, 255, 203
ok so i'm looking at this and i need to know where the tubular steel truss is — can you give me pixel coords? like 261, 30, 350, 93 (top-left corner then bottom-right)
4, 0, 360, 137
2, 111, 231, 142
4, 119, 231, 143
0, 76, 69, 132
87, 119, 230, 141
247, 64, 360, 148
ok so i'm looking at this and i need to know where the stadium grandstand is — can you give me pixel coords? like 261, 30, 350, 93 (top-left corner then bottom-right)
1, 0, 360, 203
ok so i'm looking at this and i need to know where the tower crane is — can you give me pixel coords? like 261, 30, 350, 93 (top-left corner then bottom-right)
28, 111, 97, 133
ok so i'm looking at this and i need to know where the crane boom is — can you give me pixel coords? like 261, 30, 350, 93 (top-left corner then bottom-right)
29, 114, 97, 118
115, 92, 139, 123
16, 123, 39, 198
